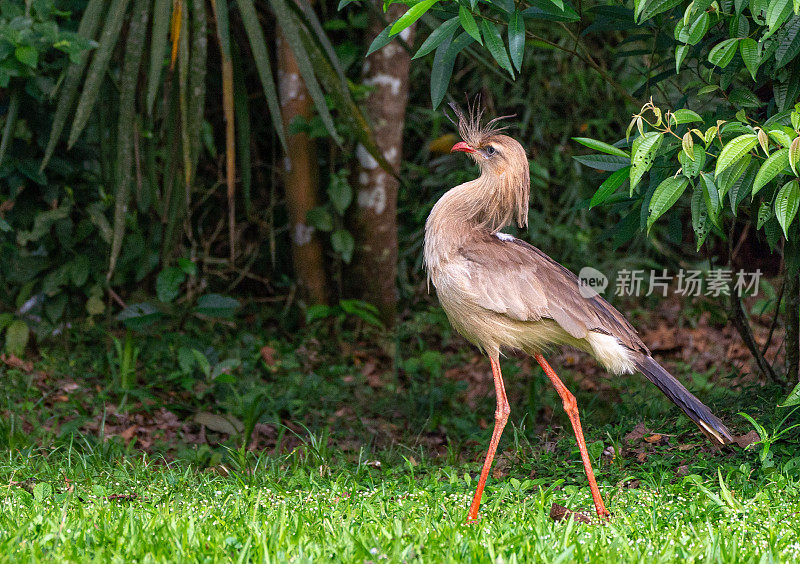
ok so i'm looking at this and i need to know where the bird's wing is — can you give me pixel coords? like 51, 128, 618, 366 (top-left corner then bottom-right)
458, 233, 648, 353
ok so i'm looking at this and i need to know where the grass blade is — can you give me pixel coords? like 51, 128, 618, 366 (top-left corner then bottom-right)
235, 0, 287, 151
40, 0, 105, 170
110, 0, 151, 279
146, 0, 172, 113
68, 0, 132, 148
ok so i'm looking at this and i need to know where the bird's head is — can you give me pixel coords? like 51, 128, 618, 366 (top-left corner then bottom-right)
447, 102, 528, 179
447, 101, 531, 229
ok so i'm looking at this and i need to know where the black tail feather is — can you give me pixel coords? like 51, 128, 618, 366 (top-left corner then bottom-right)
633, 353, 733, 446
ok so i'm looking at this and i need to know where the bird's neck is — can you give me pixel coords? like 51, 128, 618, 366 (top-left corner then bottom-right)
428, 171, 528, 235
424, 173, 529, 276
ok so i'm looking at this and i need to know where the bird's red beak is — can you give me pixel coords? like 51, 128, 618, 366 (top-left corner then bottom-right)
451, 141, 476, 154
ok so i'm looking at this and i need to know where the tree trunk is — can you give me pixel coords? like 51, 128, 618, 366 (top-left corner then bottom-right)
277, 23, 327, 305
349, 5, 415, 325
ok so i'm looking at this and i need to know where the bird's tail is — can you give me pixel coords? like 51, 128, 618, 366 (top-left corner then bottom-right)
632, 353, 733, 447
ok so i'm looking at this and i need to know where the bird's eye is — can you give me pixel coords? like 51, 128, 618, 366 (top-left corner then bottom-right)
485, 146, 496, 156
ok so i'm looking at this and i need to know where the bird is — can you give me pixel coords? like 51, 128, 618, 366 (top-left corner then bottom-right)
423, 102, 734, 522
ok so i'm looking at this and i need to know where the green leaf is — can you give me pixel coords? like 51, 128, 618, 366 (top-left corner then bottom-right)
192, 351, 212, 378
327, 175, 353, 215
679, 143, 706, 177
110, 0, 149, 280
237, 0, 286, 151
366, 23, 393, 56
193, 294, 241, 318
728, 159, 756, 214
14, 45, 37, 67
757, 201, 773, 229
768, 128, 794, 147
671, 108, 703, 125
740, 38, 761, 80
4, 320, 29, 356
781, 381, 800, 407
459, 6, 482, 44
700, 172, 721, 224
178, 258, 198, 276
306, 207, 333, 232
146, 0, 171, 113
0, 89, 19, 170
69, 255, 90, 287
481, 20, 514, 77
68, 0, 132, 148
430, 32, 473, 109
791, 137, 800, 175
117, 303, 163, 330
647, 176, 689, 232
675, 44, 688, 72
715, 134, 759, 177
33, 482, 52, 503
638, 0, 683, 22
521, 0, 579, 22
413, 16, 458, 59
572, 138, 630, 158
270, 0, 341, 144
331, 229, 355, 263
708, 38, 740, 68
775, 179, 800, 238
752, 148, 790, 196
86, 295, 105, 316
156, 267, 186, 303
590, 166, 630, 208
630, 132, 663, 195
572, 154, 631, 171
775, 16, 800, 69
508, 10, 525, 71
767, 0, 792, 32
691, 184, 710, 249
390, 0, 440, 37
677, 11, 709, 45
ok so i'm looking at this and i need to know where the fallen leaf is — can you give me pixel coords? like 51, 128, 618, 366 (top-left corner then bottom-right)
636, 451, 648, 462
259, 346, 277, 366
549, 503, 592, 524
107, 493, 137, 502
194, 412, 244, 435
644, 434, 663, 444
120, 425, 138, 442
625, 422, 649, 444
678, 443, 696, 451
0, 354, 33, 373
734, 430, 761, 449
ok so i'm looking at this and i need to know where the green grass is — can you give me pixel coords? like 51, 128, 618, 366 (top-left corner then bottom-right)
2, 431, 800, 562
3, 316, 800, 561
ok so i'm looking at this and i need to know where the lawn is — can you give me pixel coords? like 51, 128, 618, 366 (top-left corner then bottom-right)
3, 422, 800, 562
2, 317, 799, 562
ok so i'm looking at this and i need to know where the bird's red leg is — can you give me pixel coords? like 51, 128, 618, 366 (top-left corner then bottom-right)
534, 353, 610, 520
467, 357, 510, 522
